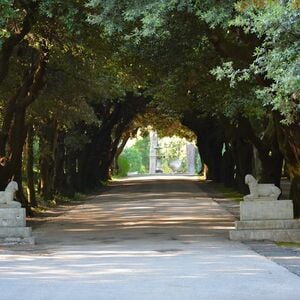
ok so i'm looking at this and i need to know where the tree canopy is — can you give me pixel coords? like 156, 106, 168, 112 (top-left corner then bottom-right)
0, 0, 299, 215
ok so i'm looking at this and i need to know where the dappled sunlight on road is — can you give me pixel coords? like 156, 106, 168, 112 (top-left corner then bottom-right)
0, 243, 273, 283
24, 175, 236, 246
32, 197, 234, 246
1, 175, 300, 300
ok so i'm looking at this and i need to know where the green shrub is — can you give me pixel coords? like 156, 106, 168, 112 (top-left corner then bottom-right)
118, 155, 130, 177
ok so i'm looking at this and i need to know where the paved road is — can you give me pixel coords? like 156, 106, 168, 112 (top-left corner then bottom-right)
1, 175, 300, 300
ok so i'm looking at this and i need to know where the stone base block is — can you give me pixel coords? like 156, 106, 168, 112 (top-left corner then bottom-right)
235, 219, 300, 230
0, 227, 32, 238
240, 200, 293, 220
0, 236, 35, 245
229, 229, 300, 242
0, 208, 26, 227
243, 196, 275, 202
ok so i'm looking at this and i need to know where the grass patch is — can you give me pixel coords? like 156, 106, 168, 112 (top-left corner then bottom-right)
30, 206, 47, 214
34, 192, 85, 209
219, 186, 243, 202
53, 192, 84, 204
276, 242, 300, 248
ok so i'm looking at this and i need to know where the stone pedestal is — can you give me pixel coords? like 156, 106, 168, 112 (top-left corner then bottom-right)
240, 200, 294, 220
230, 174, 300, 242
0, 208, 35, 245
230, 198, 300, 242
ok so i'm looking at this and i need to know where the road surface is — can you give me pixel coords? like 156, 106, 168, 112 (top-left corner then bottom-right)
0, 175, 300, 300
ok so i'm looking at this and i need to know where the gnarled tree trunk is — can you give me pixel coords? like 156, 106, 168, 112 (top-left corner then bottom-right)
0, 47, 48, 209
39, 120, 58, 201
26, 124, 37, 207
274, 113, 300, 216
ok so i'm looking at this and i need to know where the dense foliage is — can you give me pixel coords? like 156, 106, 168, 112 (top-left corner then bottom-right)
0, 0, 299, 215
121, 136, 150, 175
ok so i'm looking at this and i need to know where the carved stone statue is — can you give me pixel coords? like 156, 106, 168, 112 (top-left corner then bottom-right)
0, 181, 21, 208
244, 174, 281, 201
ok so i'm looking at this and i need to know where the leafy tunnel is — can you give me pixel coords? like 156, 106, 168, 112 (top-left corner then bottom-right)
0, 1, 299, 215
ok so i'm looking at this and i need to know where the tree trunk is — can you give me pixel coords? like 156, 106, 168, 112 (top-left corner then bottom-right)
39, 151, 54, 201
0, 46, 48, 197
64, 150, 77, 197
259, 151, 283, 187
237, 116, 283, 187
112, 130, 133, 175
76, 133, 104, 191
197, 136, 223, 182
76, 93, 150, 191
39, 120, 57, 201
26, 124, 37, 207
232, 138, 253, 193
77, 148, 89, 192
290, 176, 300, 218
10, 106, 29, 209
183, 117, 225, 183
0, 2, 38, 84
274, 113, 300, 216
54, 132, 66, 194
221, 143, 235, 187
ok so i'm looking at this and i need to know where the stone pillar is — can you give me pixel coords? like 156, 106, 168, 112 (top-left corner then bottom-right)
149, 131, 158, 174
186, 143, 196, 174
